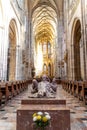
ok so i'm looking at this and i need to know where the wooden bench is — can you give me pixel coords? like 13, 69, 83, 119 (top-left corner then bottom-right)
62, 80, 87, 105
0, 79, 32, 107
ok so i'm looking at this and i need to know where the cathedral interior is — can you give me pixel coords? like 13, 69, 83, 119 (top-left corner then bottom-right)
0, 0, 87, 130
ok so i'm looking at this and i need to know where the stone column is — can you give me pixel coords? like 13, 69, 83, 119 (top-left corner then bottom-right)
54, 21, 59, 77
71, 44, 75, 80
57, 13, 65, 79
27, 2, 32, 78
25, 13, 31, 79
0, 25, 9, 81
84, 0, 87, 80
0, 27, 5, 81
81, 0, 87, 80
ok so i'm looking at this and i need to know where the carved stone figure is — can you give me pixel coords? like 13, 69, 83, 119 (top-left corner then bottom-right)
31, 79, 38, 94
37, 75, 50, 97
30, 75, 56, 98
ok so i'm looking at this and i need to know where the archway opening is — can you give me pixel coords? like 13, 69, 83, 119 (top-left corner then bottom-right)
7, 20, 17, 81
73, 20, 81, 80
43, 63, 47, 74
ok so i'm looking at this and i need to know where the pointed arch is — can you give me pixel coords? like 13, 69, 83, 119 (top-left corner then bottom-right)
7, 19, 18, 81
71, 18, 82, 80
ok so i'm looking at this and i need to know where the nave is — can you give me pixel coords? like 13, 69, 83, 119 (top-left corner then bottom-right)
0, 85, 87, 130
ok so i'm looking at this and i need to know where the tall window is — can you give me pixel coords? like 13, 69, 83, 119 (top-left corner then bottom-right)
43, 42, 47, 55
43, 64, 47, 72
48, 42, 51, 55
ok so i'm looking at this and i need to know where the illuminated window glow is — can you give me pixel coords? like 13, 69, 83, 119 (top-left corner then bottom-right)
35, 44, 43, 76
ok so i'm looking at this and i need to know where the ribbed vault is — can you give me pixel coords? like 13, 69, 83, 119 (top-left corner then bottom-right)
32, 4, 57, 43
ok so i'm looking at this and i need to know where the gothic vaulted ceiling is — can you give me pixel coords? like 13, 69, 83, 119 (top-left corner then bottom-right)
31, 0, 63, 13
30, 0, 63, 43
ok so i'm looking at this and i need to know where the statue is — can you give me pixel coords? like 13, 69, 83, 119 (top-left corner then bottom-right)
30, 75, 57, 98
37, 75, 50, 97
31, 79, 38, 94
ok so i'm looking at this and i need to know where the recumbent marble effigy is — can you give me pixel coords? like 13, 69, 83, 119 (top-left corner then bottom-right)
30, 75, 57, 98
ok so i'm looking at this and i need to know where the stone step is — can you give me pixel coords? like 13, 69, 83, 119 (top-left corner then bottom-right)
21, 99, 66, 105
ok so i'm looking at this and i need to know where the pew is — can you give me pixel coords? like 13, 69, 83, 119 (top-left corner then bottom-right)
83, 81, 87, 104
0, 79, 32, 107
6, 81, 13, 99
16, 81, 21, 94
0, 82, 9, 104
68, 81, 73, 94
62, 80, 87, 105
66, 81, 71, 93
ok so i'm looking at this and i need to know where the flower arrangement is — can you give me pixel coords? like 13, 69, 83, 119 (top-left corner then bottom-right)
32, 111, 51, 130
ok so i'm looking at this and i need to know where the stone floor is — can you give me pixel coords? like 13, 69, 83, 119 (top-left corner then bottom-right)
0, 84, 87, 130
